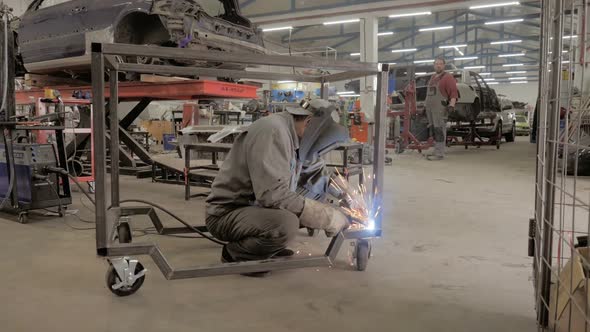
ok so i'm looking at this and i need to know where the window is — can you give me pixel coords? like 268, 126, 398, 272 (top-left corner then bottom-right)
199, 0, 226, 16
38, 0, 70, 9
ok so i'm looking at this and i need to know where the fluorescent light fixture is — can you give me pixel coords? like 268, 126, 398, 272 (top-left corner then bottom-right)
389, 11, 431, 18
506, 71, 526, 74
486, 82, 500, 85
262, 26, 293, 32
464, 66, 486, 69
388, 62, 397, 65
499, 53, 525, 57
391, 48, 417, 53
484, 78, 496, 81
479, 73, 491, 76
508, 77, 528, 80
277, 80, 295, 83
470, 2, 520, 9
377, 31, 394, 36
419, 26, 453, 32
485, 18, 524, 25
562, 60, 570, 64
350, 53, 361, 56
503, 63, 524, 67
510, 81, 528, 84
323, 18, 360, 25
548, 50, 569, 54
337, 91, 357, 95
414, 59, 435, 64
439, 44, 468, 49
455, 47, 465, 56
415, 72, 428, 75
491, 40, 522, 45
340, 94, 361, 97
550, 35, 578, 40
455, 56, 478, 60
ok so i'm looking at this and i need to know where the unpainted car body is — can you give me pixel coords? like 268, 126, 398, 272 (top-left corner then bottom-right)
18, 0, 266, 75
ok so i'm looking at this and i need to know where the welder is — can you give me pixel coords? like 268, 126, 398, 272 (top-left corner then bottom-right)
425, 57, 458, 160
205, 106, 350, 277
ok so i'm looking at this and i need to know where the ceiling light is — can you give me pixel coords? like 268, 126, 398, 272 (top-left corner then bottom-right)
277, 80, 295, 83
508, 77, 528, 80
391, 48, 418, 53
414, 59, 435, 64
419, 26, 453, 32
388, 62, 397, 65
350, 53, 361, 56
415, 72, 428, 75
389, 11, 432, 18
549, 35, 578, 40
479, 73, 491, 75
337, 91, 357, 95
455, 56, 478, 60
340, 94, 361, 97
323, 18, 360, 25
377, 31, 394, 36
486, 82, 500, 85
439, 44, 468, 49
562, 60, 570, 64
470, 2, 520, 9
510, 81, 528, 84
506, 71, 526, 74
454, 47, 465, 56
464, 66, 485, 69
499, 53, 526, 57
262, 26, 293, 32
548, 50, 569, 54
485, 18, 524, 25
490, 40, 522, 45
503, 63, 524, 67
484, 78, 496, 81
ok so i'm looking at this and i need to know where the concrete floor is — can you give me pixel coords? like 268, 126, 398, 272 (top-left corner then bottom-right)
0, 137, 537, 332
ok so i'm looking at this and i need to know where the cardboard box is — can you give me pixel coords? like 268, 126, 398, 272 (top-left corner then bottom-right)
140, 120, 174, 143
549, 247, 590, 332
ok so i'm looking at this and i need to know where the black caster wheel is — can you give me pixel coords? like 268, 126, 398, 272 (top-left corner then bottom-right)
355, 240, 371, 271
106, 261, 145, 297
117, 223, 132, 244
307, 228, 317, 237
17, 213, 28, 224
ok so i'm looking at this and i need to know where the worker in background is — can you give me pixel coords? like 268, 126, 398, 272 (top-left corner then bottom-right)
425, 57, 458, 160
205, 106, 350, 277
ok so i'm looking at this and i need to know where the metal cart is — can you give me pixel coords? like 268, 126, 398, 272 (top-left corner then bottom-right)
91, 43, 388, 296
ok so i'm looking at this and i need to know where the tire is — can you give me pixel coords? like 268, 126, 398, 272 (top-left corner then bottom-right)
505, 122, 516, 142
356, 240, 371, 271
106, 261, 145, 297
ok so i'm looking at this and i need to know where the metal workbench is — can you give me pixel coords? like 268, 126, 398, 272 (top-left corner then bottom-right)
91, 43, 388, 295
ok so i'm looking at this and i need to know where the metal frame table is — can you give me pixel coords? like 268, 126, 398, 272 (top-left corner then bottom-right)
90, 43, 388, 295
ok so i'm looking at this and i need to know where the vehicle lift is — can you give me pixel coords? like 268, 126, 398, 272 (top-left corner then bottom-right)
91, 43, 388, 295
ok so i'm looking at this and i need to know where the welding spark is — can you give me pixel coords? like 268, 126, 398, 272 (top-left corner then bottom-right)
331, 168, 381, 230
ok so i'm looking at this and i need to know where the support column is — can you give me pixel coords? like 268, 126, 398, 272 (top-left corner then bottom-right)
360, 17, 378, 123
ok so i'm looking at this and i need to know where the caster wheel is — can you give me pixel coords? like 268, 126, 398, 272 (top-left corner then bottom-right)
18, 213, 28, 224
355, 240, 371, 271
307, 228, 316, 237
106, 261, 145, 297
117, 223, 132, 244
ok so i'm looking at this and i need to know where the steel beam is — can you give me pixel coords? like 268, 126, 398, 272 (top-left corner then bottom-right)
109, 72, 120, 207
101, 43, 380, 73
120, 98, 152, 129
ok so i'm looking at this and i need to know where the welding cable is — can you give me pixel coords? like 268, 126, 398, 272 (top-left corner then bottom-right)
119, 199, 226, 246
44, 166, 96, 205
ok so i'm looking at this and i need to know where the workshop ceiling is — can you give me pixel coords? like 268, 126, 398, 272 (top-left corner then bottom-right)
240, 0, 545, 80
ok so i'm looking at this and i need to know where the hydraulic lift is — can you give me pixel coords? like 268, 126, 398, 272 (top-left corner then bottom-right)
91, 43, 388, 295
16, 79, 257, 176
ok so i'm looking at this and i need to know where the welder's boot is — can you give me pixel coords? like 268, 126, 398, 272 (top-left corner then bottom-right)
221, 245, 271, 278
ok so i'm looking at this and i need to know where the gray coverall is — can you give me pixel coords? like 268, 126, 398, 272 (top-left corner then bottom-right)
425, 73, 450, 158
205, 112, 303, 261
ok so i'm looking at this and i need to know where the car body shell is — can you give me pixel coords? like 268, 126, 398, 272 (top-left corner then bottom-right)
17, 0, 266, 74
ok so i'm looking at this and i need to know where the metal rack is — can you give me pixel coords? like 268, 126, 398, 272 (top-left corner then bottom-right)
532, 0, 590, 330
91, 43, 388, 293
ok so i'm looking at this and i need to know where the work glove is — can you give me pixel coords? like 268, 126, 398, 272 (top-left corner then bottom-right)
300, 198, 350, 237
446, 105, 455, 115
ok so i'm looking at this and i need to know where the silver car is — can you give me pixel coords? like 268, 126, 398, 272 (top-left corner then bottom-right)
18, 0, 266, 76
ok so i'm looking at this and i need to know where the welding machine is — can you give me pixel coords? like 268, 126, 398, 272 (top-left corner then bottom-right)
0, 143, 72, 213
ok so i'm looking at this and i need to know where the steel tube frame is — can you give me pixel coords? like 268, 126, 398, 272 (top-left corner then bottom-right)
92, 42, 387, 277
